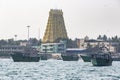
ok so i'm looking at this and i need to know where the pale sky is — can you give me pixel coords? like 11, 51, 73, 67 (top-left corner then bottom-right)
0, 0, 120, 40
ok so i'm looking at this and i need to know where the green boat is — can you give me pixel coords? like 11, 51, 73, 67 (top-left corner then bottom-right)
91, 53, 112, 66
11, 46, 40, 62
61, 53, 79, 61
11, 52, 40, 62
80, 54, 91, 62
91, 45, 113, 66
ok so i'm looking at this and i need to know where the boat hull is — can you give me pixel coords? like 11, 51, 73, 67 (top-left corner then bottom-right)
91, 58, 112, 66
80, 55, 91, 62
11, 53, 40, 62
61, 54, 79, 61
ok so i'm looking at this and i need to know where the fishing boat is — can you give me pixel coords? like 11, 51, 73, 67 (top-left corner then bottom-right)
80, 54, 92, 62
91, 46, 113, 66
11, 46, 40, 62
61, 53, 79, 61
91, 53, 112, 66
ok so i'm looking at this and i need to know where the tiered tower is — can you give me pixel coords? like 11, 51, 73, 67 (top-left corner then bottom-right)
42, 9, 68, 43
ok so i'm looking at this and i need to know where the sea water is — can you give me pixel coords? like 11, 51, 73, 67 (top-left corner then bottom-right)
0, 59, 120, 80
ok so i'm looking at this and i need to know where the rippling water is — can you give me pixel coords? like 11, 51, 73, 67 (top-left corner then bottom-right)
0, 59, 120, 80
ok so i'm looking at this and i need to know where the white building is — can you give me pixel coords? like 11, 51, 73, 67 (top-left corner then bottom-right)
40, 41, 66, 53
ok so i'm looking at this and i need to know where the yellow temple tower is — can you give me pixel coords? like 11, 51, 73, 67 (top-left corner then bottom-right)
42, 9, 68, 43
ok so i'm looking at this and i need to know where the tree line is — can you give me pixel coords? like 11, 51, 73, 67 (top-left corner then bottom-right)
0, 38, 41, 47
97, 35, 120, 42
0, 35, 120, 49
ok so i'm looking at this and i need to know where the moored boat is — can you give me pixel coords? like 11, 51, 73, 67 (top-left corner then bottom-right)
91, 46, 113, 66
61, 53, 79, 61
11, 52, 40, 62
91, 53, 112, 66
11, 46, 40, 62
80, 54, 91, 62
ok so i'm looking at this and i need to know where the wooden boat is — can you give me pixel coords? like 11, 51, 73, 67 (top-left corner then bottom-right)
91, 53, 112, 66
61, 53, 79, 61
80, 54, 91, 62
91, 46, 113, 66
11, 46, 40, 62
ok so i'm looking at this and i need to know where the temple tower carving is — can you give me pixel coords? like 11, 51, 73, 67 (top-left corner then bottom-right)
42, 9, 68, 43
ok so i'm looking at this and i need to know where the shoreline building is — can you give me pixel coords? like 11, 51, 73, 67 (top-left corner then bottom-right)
42, 9, 68, 43
40, 41, 66, 53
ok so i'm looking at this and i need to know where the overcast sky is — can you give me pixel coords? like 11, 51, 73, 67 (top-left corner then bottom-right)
0, 0, 120, 40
